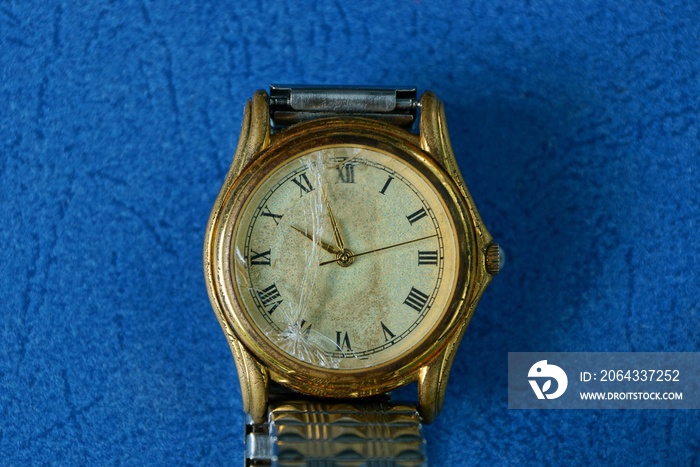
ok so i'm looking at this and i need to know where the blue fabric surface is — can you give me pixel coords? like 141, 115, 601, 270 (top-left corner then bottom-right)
2, 1, 699, 465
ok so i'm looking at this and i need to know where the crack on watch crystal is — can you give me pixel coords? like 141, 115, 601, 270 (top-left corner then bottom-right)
258, 150, 369, 369
270, 153, 341, 368
269, 321, 342, 369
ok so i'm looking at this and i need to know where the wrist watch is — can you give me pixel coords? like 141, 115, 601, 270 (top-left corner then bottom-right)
203, 85, 501, 466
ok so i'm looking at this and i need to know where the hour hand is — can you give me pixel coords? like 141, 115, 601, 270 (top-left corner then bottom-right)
291, 225, 340, 255
322, 189, 346, 250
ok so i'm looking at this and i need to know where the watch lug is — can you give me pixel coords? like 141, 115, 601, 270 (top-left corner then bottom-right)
223, 325, 270, 424
417, 318, 469, 424
420, 91, 496, 269
228, 89, 271, 181
419, 91, 465, 191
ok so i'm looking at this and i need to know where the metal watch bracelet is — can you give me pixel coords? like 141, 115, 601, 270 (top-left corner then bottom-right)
246, 395, 427, 467
269, 85, 419, 131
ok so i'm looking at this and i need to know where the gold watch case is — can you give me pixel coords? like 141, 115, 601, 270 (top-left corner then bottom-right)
203, 90, 497, 423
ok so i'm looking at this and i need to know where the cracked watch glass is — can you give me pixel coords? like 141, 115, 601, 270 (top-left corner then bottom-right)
231, 144, 460, 371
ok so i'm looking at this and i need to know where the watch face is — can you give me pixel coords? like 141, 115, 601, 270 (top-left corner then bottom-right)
230, 143, 464, 371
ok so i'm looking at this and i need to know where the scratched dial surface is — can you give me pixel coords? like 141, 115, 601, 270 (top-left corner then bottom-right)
234, 146, 459, 370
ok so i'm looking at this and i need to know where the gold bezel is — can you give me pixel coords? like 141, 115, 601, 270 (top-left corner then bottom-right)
206, 117, 485, 398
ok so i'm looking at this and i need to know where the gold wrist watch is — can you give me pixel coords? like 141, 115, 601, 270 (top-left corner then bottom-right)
203, 85, 501, 466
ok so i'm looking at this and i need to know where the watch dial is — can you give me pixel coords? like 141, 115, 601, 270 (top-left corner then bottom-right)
233, 146, 459, 370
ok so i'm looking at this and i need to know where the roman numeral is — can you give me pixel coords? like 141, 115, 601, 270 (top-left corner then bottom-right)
406, 207, 428, 225
403, 287, 429, 312
290, 172, 314, 197
335, 331, 352, 351
379, 176, 394, 195
260, 206, 283, 225
257, 283, 283, 314
381, 322, 395, 342
418, 250, 438, 266
338, 162, 355, 183
249, 249, 271, 266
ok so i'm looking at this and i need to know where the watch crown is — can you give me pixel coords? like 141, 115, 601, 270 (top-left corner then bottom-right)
485, 242, 504, 276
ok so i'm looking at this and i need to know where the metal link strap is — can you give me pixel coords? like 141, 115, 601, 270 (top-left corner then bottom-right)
246, 399, 427, 467
269, 85, 419, 131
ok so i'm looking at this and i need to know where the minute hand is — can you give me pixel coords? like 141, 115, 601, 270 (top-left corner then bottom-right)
319, 234, 438, 266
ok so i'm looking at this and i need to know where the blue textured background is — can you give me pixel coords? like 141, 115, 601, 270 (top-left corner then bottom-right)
2, 1, 699, 465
